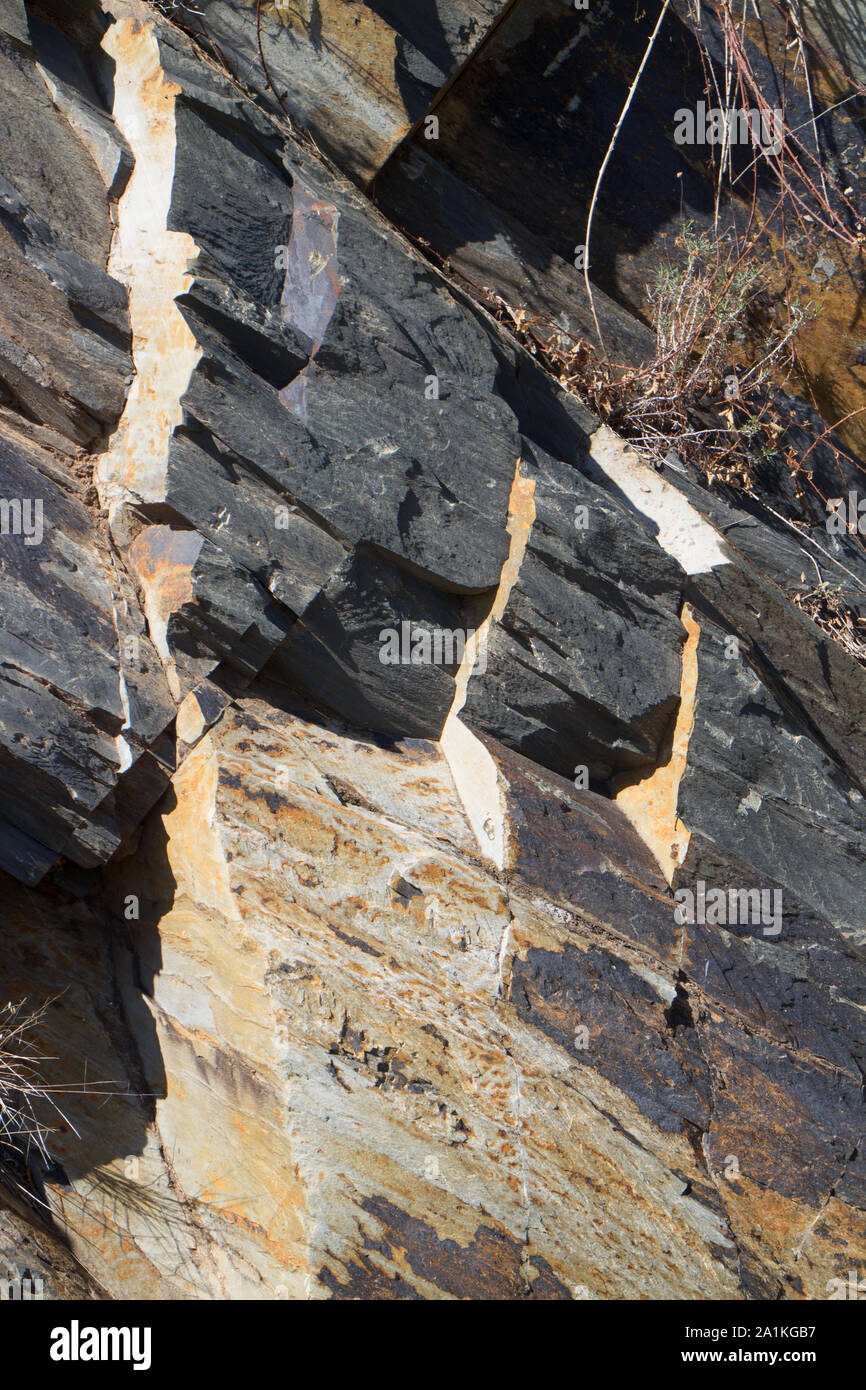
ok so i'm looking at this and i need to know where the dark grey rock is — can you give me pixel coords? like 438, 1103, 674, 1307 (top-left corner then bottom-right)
375, 142, 657, 368
465, 442, 686, 785
181, 0, 509, 183
268, 546, 472, 740
0, 427, 175, 877
676, 610, 866, 935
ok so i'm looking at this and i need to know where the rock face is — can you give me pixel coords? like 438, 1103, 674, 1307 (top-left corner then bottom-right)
0, 0, 864, 1299
182, 0, 512, 185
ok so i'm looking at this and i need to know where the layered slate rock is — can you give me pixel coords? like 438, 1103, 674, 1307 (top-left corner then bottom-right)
2, 692, 862, 1298
675, 599, 866, 937
101, 12, 693, 759
0, 20, 130, 443
0, 425, 175, 880
0, 0, 864, 1303
182, 0, 512, 184
0, 11, 177, 882
374, 135, 658, 368
622, 435, 866, 937
126, 28, 519, 740
463, 437, 687, 786
1, 0, 693, 882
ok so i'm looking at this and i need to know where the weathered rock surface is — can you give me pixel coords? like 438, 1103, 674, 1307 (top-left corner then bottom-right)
182, 0, 512, 185
0, 10, 178, 882
4, 692, 862, 1299
0, 1200, 104, 1300
0, 0, 864, 1301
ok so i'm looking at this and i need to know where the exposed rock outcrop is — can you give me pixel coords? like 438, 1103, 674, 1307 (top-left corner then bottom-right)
0, 0, 864, 1300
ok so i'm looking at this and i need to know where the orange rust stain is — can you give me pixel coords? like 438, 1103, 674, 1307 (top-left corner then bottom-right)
128, 525, 202, 624
238, 0, 411, 176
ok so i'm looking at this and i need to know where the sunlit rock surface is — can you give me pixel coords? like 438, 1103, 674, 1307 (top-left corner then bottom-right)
0, 0, 864, 1299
